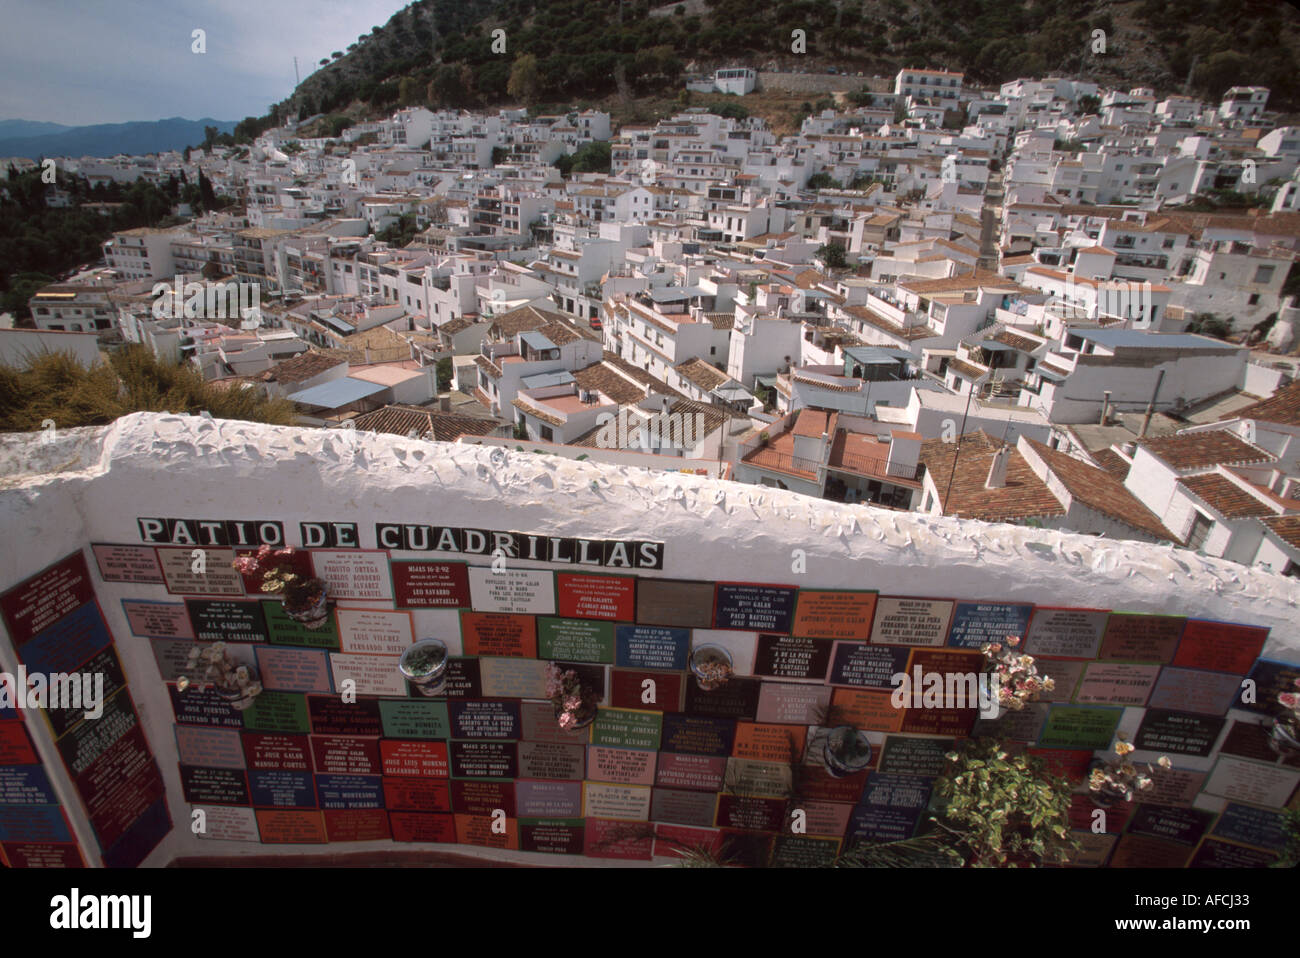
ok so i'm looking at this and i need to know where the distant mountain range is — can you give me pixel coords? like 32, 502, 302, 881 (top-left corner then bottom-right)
0, 117, 237, 159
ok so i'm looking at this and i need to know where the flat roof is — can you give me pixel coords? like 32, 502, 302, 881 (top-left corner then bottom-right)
289, 377, 388, 409
1073, 328, 1238, 351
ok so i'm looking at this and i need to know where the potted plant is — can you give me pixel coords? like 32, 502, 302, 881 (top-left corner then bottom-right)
233, 545, 330, 629
178, 642, 263, 711
1088, 736, 1173, 807
689, 644, 733, 692
931, 738, 1079, 867
823, 725, 873, 778
981, 634, 1055, 717
399, 639, 449, 696
1270, 679, 1300, 757
546, 662, 598, 730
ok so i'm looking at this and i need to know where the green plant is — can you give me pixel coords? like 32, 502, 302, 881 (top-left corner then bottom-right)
1270, 807, 1300, 868
834, 834, 965, 868
930, 738, 1079, 867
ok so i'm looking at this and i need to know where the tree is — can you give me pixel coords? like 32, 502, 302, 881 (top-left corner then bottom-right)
1078, 94, 1101, 115
398, 76, 420, 107
331, 50, 343, 59
817, 242, 848, 269
198, 170, 217, 211
807, 172, 841, 190
507, 54, 542, 105
0, 346, 296, 433
1186, 313, 1232, 339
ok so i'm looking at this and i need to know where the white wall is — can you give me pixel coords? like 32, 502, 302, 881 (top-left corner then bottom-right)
2, 413, 1299, 868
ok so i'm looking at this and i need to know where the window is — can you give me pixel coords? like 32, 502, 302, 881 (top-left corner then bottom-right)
1254, 264, 1275, 284
540, 425, 554, 441
1186, 511, 1214, 551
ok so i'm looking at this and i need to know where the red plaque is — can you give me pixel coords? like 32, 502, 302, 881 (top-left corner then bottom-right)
323, 808, 391, 842
309, 735, 382, 775
256, 809, 327, 843
583, 817, 653, 860
383, 777, 452, 813
557, 573, 636, 621
459, 612, 537, 658
450, 779, 515, 816
0, 723, 37, 765
611, 669, 683, 711
0, 551, 95, 645
390, 811, 456, 843
380, 740, 450, 778
242, 732, 311, 771
0, 842, 85, 867
454, 812, 518, 849
1171, 620, 1268, 674
391, 561, 471, 608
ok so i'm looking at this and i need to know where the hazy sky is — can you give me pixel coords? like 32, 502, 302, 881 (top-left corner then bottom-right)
0, 0, 410, 126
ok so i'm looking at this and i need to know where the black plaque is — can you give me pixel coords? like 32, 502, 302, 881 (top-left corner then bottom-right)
660, 714, 736, 756
306, 695, 383, 736
449, 740, 518, 778
714, 584, 798, 632
1134, 709, 1225, 757
180, 765, 250, 805
448, 700, 522, 740
753, 634, 832, 680
1125, 803, 1214, 846
684, 676, 761, 720
169, 685, 243, 729
185, 599, 267, 643
440, 657, 483, 698
878, 736, 954, 777
828, 642, 910, 688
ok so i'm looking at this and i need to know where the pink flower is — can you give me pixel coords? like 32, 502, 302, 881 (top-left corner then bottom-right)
557, 712, 575, 730
1005, 635, 1020, 647
1280, 692, 1299, 709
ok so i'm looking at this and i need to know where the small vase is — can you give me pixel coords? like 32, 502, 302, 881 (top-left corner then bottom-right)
823, 726, 872, 778
690, 644, 733, 692
557, 704, 597, 730
400, 639, 449, 697
284, 580, 330, 630
1269, 719, 1300, 758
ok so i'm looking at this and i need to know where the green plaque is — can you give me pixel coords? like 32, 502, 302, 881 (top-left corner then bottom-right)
240, 691, 310, 733
379, 700, 451, 739
1036, 705, 1122, 749
592, 708, 663, 750
770, 835, 841, 868
538, 617, 616, 663
262, 600, 340, 649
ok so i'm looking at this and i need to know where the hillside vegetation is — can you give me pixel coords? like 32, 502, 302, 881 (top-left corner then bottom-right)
271, 0, 1300, 124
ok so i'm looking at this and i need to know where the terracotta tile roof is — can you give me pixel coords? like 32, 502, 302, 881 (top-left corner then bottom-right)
675, 357, 729, 392
260, 351, 346, 384
1260, 514, 1300, 551
792, 408, 831, 438
899, 269, 1018, 294
1180, 474, 1276, 519
474, 354, 503, 378
1223, 380, 1300, 428
512, 396, 566, 427
351, 405, 504, 442
792, 372, 861, 393
919, 432, 1066, 522
993, 330, 1041, 353
703, 312, 735, 331
1022, 438, 1175, 541
488, 304, 569, 339
948, 358, 987, 380
1139, 431, 1273, 470
1091, 448, 1130, 480
572, 362, 649, 405
439, 317, 476, 335
601, 351, 685, 398
841, 304, 932, 341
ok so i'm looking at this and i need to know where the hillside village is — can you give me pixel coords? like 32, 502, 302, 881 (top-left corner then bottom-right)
6, 69, 1300, 578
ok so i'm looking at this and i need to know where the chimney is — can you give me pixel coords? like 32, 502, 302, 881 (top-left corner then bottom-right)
440, 395, 450, 412
985, 446, 1010, 489
1100, 390, 1111, 425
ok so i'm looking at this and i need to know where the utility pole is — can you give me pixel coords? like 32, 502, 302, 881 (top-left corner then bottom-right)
1139, 368, 1165, 439
293, 57, 300, 86
942, 386, 977, 514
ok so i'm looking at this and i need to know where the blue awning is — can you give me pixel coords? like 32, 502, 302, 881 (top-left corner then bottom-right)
289, 377, 388, 409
